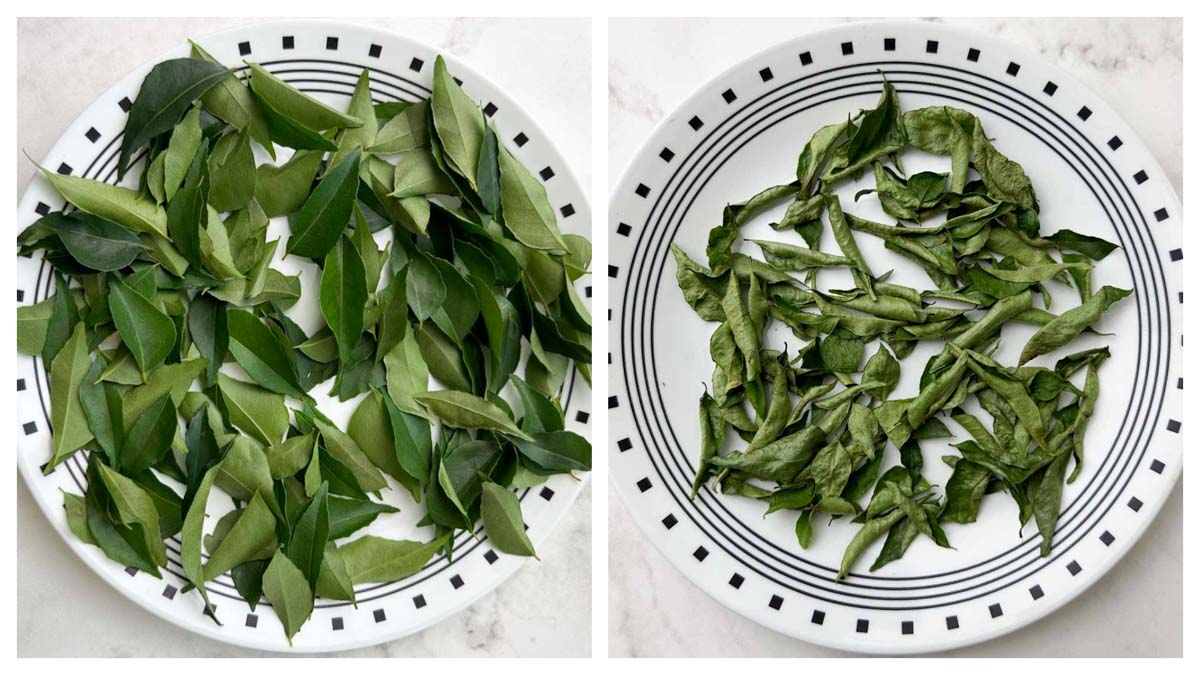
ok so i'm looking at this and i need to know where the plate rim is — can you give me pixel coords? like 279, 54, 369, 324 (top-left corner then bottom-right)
17, 17, 592, 655
607, 18, 1180, 655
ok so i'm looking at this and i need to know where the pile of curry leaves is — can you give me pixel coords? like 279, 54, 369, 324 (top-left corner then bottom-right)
17, 45, 591, 642
675, 81, 1128, 578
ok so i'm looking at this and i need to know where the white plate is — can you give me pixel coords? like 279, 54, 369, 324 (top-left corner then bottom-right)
608, 21, 1180, 655
16, 19, 592, 654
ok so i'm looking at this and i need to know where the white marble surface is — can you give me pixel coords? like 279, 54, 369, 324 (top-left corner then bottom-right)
17, 17, 591, 658
608, 17, 1182, 657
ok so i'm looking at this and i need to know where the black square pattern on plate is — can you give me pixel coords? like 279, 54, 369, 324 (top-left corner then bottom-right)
1006, 61, 1021, 76
659, 147, 675, 162
163, 585, 177, 600
576, 410, 590, 423
85, 127, 101, 143
483, 102, 498, 117
989, 603, 1003, 618
373, 608, 386, 622
1169, 249, 1182, 262
902, 621, 914, 635
1178, 377, 1184, 389
1150, 459, 1165, 474
35, 202, 50, 216
841, 41, 854, 55
1167, 418, 1181, 431
238, 41, 251, 56
1100, 531, 1115, 546
688, 116, 704, 131
203, 605, 218, 619
332, 617, 344, 630
23, 421, 37, 435
635, 183, 651, 198
410, 57, 424, 72
282, 36, 295, 49
450, 574, 464, 589
729, 573, 744, 588
560, 204, 575, 218
617, 438, 632, 452
884, 37, 896, 51
119, 97, 132, 112
17, 379, 26, 392
608, 265, 619, 278
17, 289, 24, 302
1043, 81, 1058, 96
759, 67, 774, 82
539, 166, 555, 181
1030, 584, 1044, 600
856, 619, 869, 633
368, 43, 382, 58
57, 163, 72, 175
1108, 136, 1124, 150
1134, 170, 1149, 184
513, 132, 528, 147
1128, 496, 1143, 512
125, 566, 138, 576
484, 549, 498, 564
326, 36, 339, 50
617, 222, 632, 236
245, 614, 258, 628
946, 615, 960, 630
768, 595, 783, 610
926, 40, 939, 53
662, 514, 678, 529
811, 610, 825, 625
1077, 106, 1092, 120
540, 486, 555, 501
413, 594, 427, 608
636, 477, 652, 492
693, 546, 709, 562
799, 51, 813, 65
1157, 208, 1171, 222
967, 47, 980, 61
722, 88, 737, 103
609, 395, 619, 408
1067, 560, 1082, 576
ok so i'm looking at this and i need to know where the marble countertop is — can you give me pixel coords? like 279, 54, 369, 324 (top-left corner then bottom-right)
16, 17, 591, 658
608, 17, 1182, 658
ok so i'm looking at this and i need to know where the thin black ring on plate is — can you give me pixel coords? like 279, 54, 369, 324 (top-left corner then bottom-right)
627, 85, 1155, 604
25, 61, 582, 608
633, 74, 1162, 598
624, 70, 1166, 598
624, 68, 1166, 595
616, 65, 1167, 608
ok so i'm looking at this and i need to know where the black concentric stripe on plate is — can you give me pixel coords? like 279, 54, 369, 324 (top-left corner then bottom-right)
624, 70, 1166, 600
624, 69, 1166, 598
638, 74, 1161, 593
624, 66, 1166, 583
619, 86, 1152, 600
28, 60, 581, 607
624, 65, 1166, 607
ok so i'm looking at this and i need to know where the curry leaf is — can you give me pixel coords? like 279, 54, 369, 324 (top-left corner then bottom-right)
118, 57, 231, 177
481, 481, 536, 557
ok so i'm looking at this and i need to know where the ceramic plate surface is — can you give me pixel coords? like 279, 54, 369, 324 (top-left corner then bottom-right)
609, 21, 1180, 654
17, 19, 591, 653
